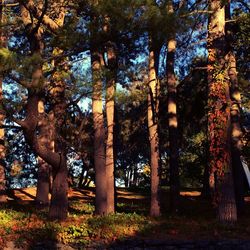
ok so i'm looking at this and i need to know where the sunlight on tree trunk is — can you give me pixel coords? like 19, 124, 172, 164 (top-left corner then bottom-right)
167, 35, 179, 213
148, 44, 161, 217
36, 100, 52, 207
91, 47, 107, 215
48, 48, 68, 221
105, 41, 117, 214
48, 79, 68, 220
207, 0, 237, 223
19, 2, 69, 220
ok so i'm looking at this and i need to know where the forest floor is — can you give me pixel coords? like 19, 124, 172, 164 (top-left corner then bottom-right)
1, 187, 250, 249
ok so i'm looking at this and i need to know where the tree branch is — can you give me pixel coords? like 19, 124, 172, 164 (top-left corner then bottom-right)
18, 0, 61, 33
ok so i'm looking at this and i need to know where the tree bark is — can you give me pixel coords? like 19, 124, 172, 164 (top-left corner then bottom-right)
148, 42, 161, 217
36, 100, 53, 207
105, 40, 117, 214
225, 2, 245, 214
0, 0, 7, 203
48, 152, 68, 220
48, 46, 68, 221
48, 83, 69, 220
207, 0, 237, 223
167, 37, 179, 213
91, 47, 107, 215
100, 14, 117, 214
19, 2, 68, 220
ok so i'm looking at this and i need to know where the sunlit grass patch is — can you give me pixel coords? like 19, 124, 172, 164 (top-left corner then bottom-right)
69, 201, 94, 216
0, 209, 28, 229
87, 212, 148, 240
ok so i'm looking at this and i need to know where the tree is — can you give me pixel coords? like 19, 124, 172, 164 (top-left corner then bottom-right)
207, 0, 237, 223
225, 1, 245, 214
147, 36, 161, 216
36, 100, 52, 207
166, 1, 179, 213
105, 27, 117, 214
90, 13, 107, 214
15, 0, 69, 220
0, 0, 7, 202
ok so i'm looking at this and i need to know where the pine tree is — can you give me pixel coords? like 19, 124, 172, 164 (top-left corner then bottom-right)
0, 0, 7, 203
166, 1, 179, 213
148, 36, 161, 216
90, 11, 107, 214
225, 2, 245, 214
207, 0, 237, 223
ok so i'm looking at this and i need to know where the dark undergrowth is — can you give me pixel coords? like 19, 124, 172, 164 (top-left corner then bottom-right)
1, 187, 250, 249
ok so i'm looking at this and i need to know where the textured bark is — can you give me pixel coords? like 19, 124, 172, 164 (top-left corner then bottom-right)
19, 2, 68, 220
105, 41, 116, 214
36, 101, 54, 206
48, 49, 68, 220
207, 0, 237, 223
18, 0, 61, 32
148, 44, 161, 217
21, 2, 50, 207
48, 88, 68, 220
225, 3, 245, 214
91, 48, 107, 215
0, 0, 7, 203
48, 153, 68, 221
167, 37, 179, 213
36, 159, 50, 206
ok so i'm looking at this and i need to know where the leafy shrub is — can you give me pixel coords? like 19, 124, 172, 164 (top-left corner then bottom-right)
58, 224, 90, 245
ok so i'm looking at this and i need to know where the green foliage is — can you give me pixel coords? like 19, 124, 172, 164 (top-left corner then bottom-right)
87, 212, 147, 238
0, 48, 17, 72
0, 208, 28, 236
70, 201, 95, 215
41, 222, 63, 240
59, 224, 90, 244
180, 132, 207, 187
0, 210, 14, 227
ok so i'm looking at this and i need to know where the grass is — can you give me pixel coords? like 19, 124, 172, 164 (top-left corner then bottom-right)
1, 187, 250, 249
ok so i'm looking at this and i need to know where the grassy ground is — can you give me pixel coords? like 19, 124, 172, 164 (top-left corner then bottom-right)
1, 187, 250, 249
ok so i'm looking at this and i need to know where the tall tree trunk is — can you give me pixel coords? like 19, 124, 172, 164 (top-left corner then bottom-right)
36, 100, 53, 207
48, 47, 68, 221
48, 76, 69, 220
22, 90, 68, 220
105, 41, 117, 214
207, 0, 237, 223
148, 42, 161, 217
225, 2, 245, 214
48, 150, 68, 220
20, 1, 50, 207
91, 47, 107, 215
20, 2, 68, 220
0, 0, 6, 203
46, 7, 67, 221
167, 36, 179, 213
